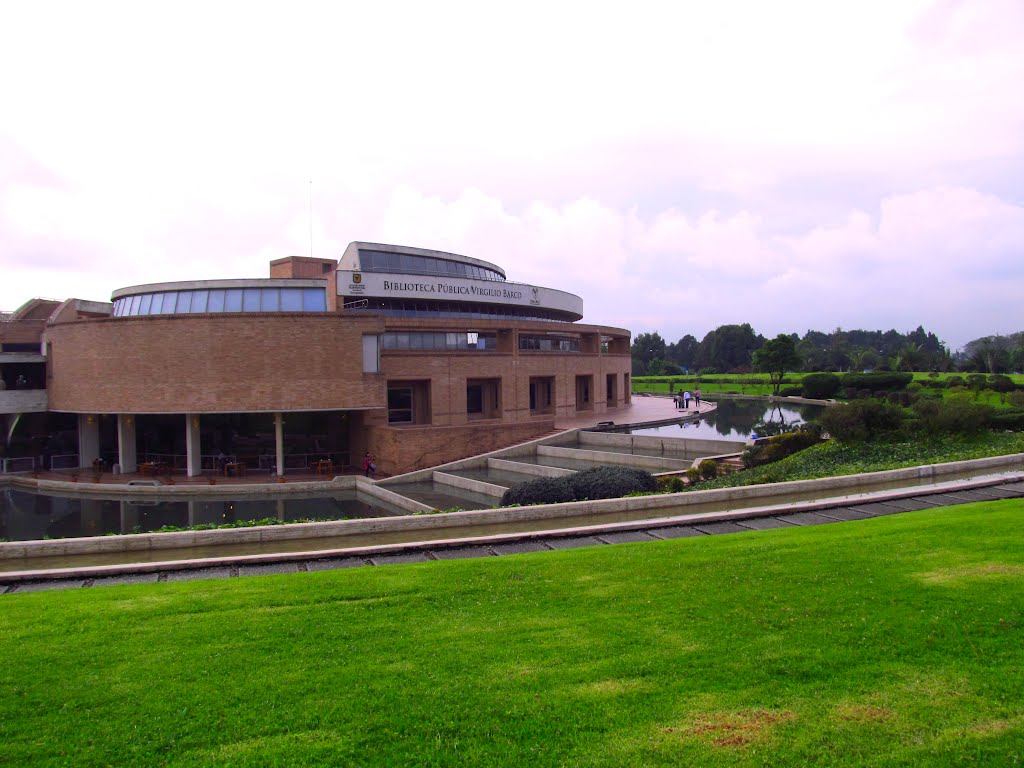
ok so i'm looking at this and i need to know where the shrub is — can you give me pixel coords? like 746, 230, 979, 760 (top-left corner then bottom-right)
1008, 391, 1024, 409
966, 374, 988, 391
801, 372, 841, 399
779, 386, 802, 396
819, 399, 905, 441
945, 375, 965, 388
698, 460, 719, 480
988, 410, 1024, 431
659, 476, 686, 493
840, 372, 914, 392
685, 467, 701, 484
500, 476, 575, 506
987, 374, 1015, 393
568, 466, 657, 500
741, 427, 823, 468
911, 397, 993, 436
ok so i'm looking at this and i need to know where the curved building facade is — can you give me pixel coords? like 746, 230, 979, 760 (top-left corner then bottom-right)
20, 242, 631, 477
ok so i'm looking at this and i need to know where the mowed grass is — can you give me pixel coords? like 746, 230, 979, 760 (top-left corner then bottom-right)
2, 502, 1024, 766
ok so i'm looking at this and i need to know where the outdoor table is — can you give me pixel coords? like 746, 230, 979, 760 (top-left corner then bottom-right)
223, 462, 247, 477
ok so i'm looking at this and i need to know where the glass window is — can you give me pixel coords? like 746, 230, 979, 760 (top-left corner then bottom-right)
126, 294, 140, 315
138, 294, 152, 314
302, 288, 324, 311
387, 387, 413, 423
225, 289, 243, 311
208, 289, 225, 312
191, 290, 209, 313
260, 288, 279, 311
280, 288, 301, 311
242, 288, 260, 312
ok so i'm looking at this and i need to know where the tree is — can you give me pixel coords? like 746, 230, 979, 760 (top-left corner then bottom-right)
666, 334, 700, 371
752, 334, 802, 396
631, 332, 667, 376
695, 324, 762, 372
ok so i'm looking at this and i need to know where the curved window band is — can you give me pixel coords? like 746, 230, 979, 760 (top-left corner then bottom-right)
113, 287, 327, 316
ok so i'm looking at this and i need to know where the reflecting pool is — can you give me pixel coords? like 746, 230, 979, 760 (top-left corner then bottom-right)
0, 488, 406, 542
617, 399, 826, 441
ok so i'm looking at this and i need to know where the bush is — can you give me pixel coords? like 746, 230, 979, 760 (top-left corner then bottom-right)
911, 397, 993, 436
945, 375, 965, 388
742, 427, 823, 468
987, 374, 1016, 393
840, 372, 914, 392
500, 476, 575, 507
685, 467, 701, 484
779, 386, 802, 396
1008, 391, 1024, 409
568, 466, 657, 500
819, 399, 905, 441
988, 410, 1024, 431
698, 460, 719, 480
658, 476, 686, 493
801, 372, 841, 399
966, 374, 988, 391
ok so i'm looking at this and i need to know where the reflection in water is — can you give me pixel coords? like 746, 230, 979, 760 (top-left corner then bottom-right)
0, 489, 404, 542
624, 400, 826, 441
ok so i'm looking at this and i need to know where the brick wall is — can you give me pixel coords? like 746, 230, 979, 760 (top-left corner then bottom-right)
46, 313, 386, 413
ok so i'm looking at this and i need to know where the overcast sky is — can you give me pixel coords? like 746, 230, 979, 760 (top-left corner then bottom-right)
2, 0, 1022, 351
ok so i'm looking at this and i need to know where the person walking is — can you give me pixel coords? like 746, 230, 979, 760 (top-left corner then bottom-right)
683, 390, 692, 409
694, 388, 702, 408
362, 451, 377, 478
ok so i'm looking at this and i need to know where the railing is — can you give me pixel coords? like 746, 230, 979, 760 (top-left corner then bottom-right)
1, 457, 36, 473
50, 453, 80, 470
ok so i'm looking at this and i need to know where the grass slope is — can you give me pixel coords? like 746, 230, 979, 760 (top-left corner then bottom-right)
694, 432, 1024, 491
2, 502, 1023, 766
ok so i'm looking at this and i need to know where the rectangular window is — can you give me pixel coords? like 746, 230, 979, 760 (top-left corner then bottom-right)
192, 290, 209, 313
128, 294, 142, 315
302, 288, 325, 311
280, 288, 302, 311
260, 288, 280, 311
242, 288, 261, 312
529, 377, 555, 414
362, 334, 380, 373
467, 378, 500, 419
225, 289, 243, 312
138, 294, 153, 314
207, 289, 226, 312
387, 387, 413, 423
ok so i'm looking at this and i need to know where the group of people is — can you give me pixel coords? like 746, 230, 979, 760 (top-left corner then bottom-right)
674, 388, 702, 411
0, 375, 30, 391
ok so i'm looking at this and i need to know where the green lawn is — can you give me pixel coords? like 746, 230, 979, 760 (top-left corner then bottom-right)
691, 432, 1024, 491
2, 502, 1023, 765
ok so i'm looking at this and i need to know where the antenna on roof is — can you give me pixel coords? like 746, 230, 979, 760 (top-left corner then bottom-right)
308, 180, 313, 258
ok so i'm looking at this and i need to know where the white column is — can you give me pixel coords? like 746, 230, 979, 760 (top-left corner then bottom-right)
185, 414, 202, 477
78, 414, 100, 469
275, 412, 284, 477
117, 414, 137, 474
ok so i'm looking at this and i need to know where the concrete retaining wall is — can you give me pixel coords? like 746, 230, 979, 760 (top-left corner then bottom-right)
536, 445, 690, 471
3, 451, 1021, 564
488, 458, 574, 478
578, 431, 745, 457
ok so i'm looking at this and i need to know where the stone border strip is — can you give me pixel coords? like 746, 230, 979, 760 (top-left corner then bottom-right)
2, 475, 1022, 592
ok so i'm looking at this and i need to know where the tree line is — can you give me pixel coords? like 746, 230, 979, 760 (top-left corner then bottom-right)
632, 325, 1024, 376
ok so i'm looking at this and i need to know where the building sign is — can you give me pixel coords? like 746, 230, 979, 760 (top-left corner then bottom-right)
336, 270, 583, 316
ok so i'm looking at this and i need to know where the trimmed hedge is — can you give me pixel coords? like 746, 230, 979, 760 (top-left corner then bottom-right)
500, 477, 575, 506
742, 427, 824, 468
839, 372, 914, 392
569, 466, 658, 500
819, 399, 905, 441
801, 372, 841, 399
500, 466, 657, 506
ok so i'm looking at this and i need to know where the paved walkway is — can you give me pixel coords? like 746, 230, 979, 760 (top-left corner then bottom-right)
4, 477, 1021, 593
